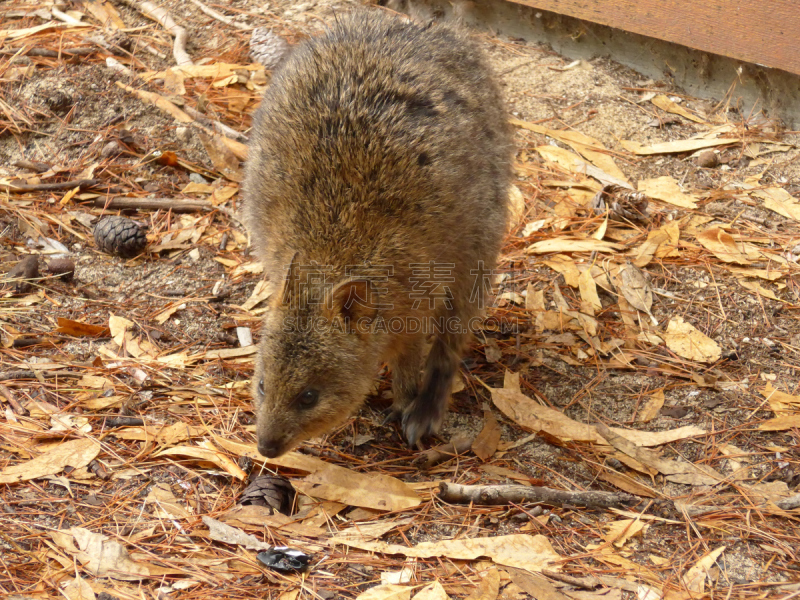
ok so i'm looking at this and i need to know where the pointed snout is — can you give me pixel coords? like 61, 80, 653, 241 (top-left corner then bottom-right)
258, 438, 283, 458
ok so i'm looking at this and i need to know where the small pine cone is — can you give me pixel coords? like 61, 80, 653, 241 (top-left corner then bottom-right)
249, 28, 289, 70
93, 216, 147, 258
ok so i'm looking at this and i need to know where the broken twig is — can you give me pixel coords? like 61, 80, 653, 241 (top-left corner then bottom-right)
438, 482, 636, 509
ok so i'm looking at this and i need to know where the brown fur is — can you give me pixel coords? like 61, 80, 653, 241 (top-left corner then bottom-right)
244, 11, 513, 458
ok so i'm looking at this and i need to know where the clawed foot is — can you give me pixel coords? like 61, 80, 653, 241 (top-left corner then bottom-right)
401, 396, 445, 449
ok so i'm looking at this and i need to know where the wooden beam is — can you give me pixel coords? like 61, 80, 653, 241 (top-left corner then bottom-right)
506, 0, 800, 76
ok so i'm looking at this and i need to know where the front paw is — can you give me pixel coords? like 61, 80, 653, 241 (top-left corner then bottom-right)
401, 397, 444, 448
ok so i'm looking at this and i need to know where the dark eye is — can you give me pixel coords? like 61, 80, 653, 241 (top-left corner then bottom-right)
295, 388, 319, 410
257, 378, 265, 396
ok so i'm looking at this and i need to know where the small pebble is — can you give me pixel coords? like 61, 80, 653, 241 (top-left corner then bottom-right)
696, 150, 719, 168
189, 173, 208, 184
46, 258, 75, 281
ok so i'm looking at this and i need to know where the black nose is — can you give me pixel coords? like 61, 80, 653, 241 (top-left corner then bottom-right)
258, 440, 281, 458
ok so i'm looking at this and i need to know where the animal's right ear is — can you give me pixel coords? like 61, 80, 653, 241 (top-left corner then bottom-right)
277, 252, 301, 308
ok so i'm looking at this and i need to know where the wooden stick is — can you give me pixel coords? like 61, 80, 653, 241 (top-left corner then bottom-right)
438, 481, 636, 509
1, 179, 99, 193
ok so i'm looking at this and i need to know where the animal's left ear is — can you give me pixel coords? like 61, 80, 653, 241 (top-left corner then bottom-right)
324, 279, 379, 327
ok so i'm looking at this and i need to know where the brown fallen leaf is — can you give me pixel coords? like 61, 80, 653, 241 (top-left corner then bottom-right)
214, 437, 421, 511
113, 423, 206, 445
145, 483, 190, 519
332, 533, 560, 575
221, 504, 326, 538
663, 316, 721, 363
0, 438, 99, 484
527, 238, 623, 254
637, 176, 698, 209
696, 228, 750, 264
752, 188, 800, 221
759, 415, 800, 431
536, 145, 631, 189
597, 424, 723, 486
637, 389, 665, 423
61, 575, 96, 600
50, 527, 177, 581
197, 130, 243, 182
155, 441, 248, 480
760, 383, 800, 416
492, 372, 705, 448
651, 94, 705, 124
55, 317, 109, 337
738, 278, 780, 301
603, 518, 646, 548
612, 263, 655, 322
472, 409, 502, 461
464, 567, 500, 600
620, 137, 738, 155
631, 223, 678, 267
511, 118, 629, 184
355, 584, 411, 600
412, 581, 449, 600
682, 546, 726, 594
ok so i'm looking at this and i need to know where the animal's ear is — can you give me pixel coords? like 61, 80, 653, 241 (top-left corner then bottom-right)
277, 252, 301, 308
324, 279, 379, 327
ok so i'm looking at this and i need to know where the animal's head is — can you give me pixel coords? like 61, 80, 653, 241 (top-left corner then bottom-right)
253, 260, 387, 457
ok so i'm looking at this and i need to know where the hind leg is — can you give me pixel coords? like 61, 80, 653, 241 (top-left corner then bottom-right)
402, 332, 466, 447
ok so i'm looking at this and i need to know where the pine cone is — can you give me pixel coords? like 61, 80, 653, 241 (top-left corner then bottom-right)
93, 216, 147, 258
250, 28, 289, 70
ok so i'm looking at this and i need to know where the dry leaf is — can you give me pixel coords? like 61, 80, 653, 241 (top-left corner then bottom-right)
752, 188, 800, 221
492, 371, 602, 443
542, 255, 581, 287
146, 483, 190, 519
355, 584, 411, 600
759, 415, 800, 431
472, 409, 502, 461
214, 438, 421, 511
738, 278, 780, 301
484, 338, 503, 363
637, 176, 698, 209
55, 318, 109, 337
696, 228, 750, 264
511, 118, 629, 184
535, 145, 631, 189
613, 263, 654, 320
413, 581, 449, 600
597, 424, 723, 486
155, 442, 247, 480
62, 575, 96, 600
508, 185, 526, 229
197, 130, 243, 182
682, 546, 725, 593
760, 383, 800, 416
651, 95, 705, 123
202, 516, 272, 551
663, 317, 721, 363
331, 533, 560, 575
603, 518, 646, 548
464, 567, 500, 600
0, 438, 99, 484
621, 137, 738, 155
631, 224, 676, 267
578, 268, 602, 313
638, 390, 665, 423
113, 423, 206, 444
50, 527, 176, 580
527, 238, 623, 254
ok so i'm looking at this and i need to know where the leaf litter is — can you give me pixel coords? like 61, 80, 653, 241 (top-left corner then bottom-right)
1, 0, 800, 598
